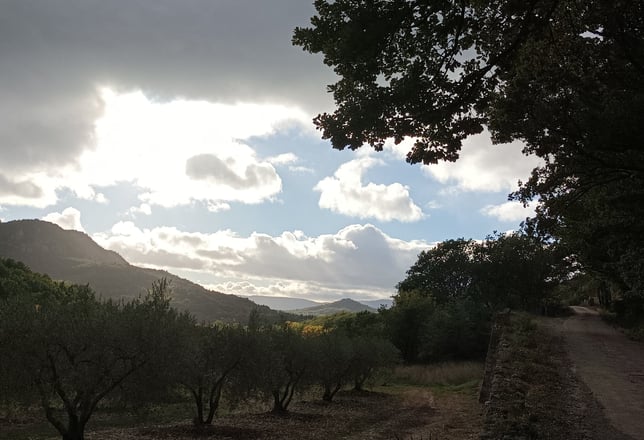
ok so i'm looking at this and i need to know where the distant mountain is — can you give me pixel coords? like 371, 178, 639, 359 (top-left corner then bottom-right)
246, 295, 321, 311
290, 298, 377, 316
247, 295, 393, 312
0, 219, 289, 324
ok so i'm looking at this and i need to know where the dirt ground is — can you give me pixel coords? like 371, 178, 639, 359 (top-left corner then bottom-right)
548, 306, 644, 440
90, 389, 480, 440
2, 386, 481, 440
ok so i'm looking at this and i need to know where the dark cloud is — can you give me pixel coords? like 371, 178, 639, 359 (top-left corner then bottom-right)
0, 0, 335, 180
185, 154, 278, 190
0, 174, 43, 198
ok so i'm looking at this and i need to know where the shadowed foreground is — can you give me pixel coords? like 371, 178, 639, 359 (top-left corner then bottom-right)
1, 387, 481, 440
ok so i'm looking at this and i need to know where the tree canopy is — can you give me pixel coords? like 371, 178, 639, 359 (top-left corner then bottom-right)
386, 232, 563, 362
294, 0, 644, 316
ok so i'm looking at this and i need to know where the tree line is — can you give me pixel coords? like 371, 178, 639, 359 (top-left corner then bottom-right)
0, 258, 397, 440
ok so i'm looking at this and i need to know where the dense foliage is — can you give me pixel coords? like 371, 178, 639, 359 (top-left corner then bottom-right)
294, 0, 644, 324
385, 232, 563, 362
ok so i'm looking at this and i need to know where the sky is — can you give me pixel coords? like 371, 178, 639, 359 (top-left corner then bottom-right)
0, 0, 542, 302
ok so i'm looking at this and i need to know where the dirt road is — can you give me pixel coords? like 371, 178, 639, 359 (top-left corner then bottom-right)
559, 306, 644, 439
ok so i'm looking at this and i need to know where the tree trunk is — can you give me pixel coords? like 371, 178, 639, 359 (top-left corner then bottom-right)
322, 385, 333, 402
204, 382, 223, 425
322, 382, 342, 402
62, 429, 84, 440
271, 390, 287, 414
61, 413, 86, 440
192, 386, 205, 425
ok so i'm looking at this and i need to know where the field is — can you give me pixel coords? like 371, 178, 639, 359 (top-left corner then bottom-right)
0, 362, 483, 440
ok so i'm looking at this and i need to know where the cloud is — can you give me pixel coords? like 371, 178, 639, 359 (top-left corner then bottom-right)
422, 131, 542, 192
185, 153, 279, 191
480, 200, 538, 222
90, 90, 307, 208
267, 153, 298, 166
42, 207, 86, 232
0, 174, 43, 199
0, 173, 57, 208
0, 87, 311, 209
314, 157, 424, 222
128, 203, 152, 217
93, 222, 429, 301
0, 0, 335, 206
0, 1, 334, 126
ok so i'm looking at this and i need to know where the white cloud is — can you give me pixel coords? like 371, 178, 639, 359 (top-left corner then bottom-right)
480, 200, 538, 222
0, 89, 313, 210
128, 203, 152, 217
289, 165, 315, 174
206, 201, 231, 213
92, 222, 429, 301
423, 131, 542, 193
314, 157, 424, 222
85, 89, 309, 208
267, 153, 298, 165
42, 207, 86, 232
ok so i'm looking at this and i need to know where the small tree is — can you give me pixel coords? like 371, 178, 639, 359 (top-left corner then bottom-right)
349, 336, 399, 391
246, 327, 311, 413
177, 324, 247, 425
309, 331, 353, 402
382, 291, 435, 363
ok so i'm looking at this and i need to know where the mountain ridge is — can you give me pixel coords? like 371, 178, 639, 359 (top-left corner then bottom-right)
289, 297, 377, 316
0, 219, 288, 324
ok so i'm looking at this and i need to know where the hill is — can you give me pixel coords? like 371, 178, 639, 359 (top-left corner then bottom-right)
290, 298, 377, 316
0, 219, 288, 324
247, 295, 392, 311
246, 295, 321, 311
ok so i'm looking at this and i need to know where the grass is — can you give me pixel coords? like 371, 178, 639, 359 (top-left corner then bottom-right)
391, 361, 484, 390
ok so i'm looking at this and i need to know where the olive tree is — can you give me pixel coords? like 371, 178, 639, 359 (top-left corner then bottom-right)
177, 324, 247, 425
245, 327, 312, 413
308, 331, 353, 402
0, 268, 189, 440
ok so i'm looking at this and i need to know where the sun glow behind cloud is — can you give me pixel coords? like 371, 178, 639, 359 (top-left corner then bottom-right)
0, 88, 314, 210
79, 88, 311, 209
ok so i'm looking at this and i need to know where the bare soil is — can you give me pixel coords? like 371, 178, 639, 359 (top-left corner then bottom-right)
482, 312, 637, 440
546, 306, 644, 440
